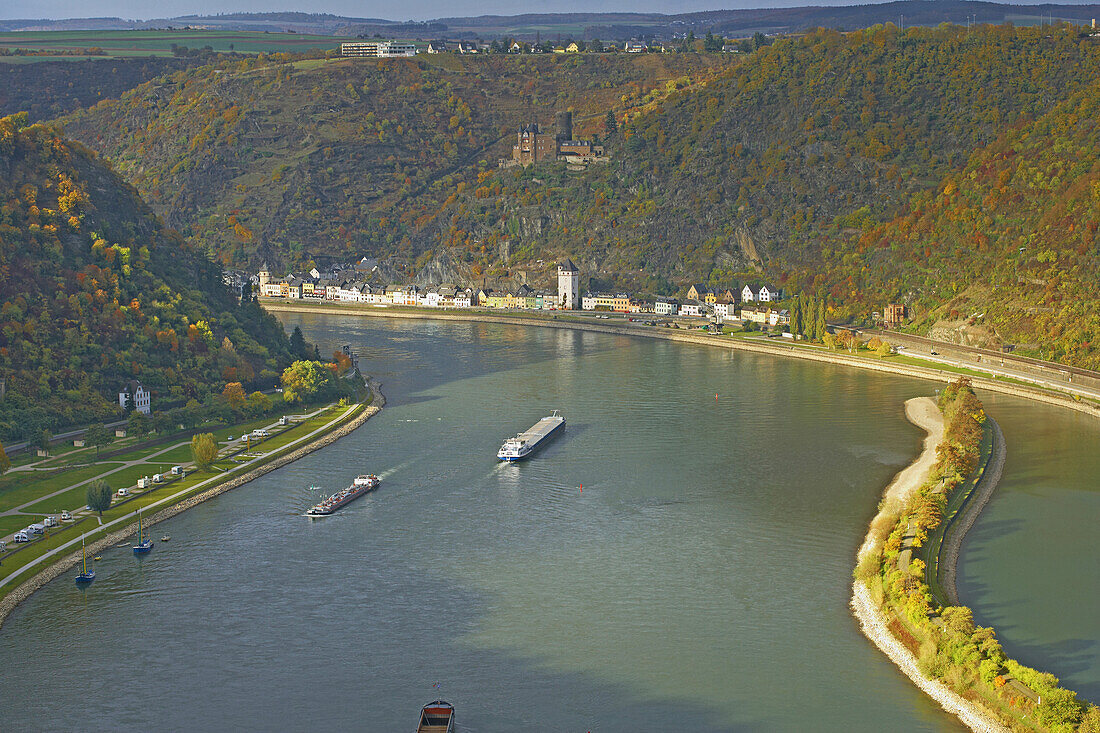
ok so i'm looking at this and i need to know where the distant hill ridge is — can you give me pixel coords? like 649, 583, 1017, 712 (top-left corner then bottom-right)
6, 1, 1100, 37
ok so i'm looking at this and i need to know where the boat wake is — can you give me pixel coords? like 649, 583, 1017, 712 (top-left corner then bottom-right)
375, 460, 413, 481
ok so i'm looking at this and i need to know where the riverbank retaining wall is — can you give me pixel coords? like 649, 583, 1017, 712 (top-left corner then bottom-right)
0, 380, 385, 630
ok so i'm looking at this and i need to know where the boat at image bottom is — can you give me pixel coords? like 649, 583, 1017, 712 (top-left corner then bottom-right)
497, 410, 565, 462
416, 700, 455, 733
306, 474, 380, 517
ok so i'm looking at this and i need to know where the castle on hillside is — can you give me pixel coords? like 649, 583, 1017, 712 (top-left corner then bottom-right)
509, 111, 605, 166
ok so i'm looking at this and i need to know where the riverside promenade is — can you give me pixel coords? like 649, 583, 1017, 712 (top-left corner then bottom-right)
0, 379, 385, 628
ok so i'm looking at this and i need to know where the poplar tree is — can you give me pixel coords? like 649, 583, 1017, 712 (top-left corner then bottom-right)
790, 294, 804, 337
815, 299, 827, 341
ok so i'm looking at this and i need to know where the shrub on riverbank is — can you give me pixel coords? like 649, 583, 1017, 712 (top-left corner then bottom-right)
866, 378, 1091, 731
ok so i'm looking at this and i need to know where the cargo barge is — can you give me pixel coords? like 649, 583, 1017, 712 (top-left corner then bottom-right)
306, 474, 380, 516
497, 410, 565, 462
416, 700, 455, 733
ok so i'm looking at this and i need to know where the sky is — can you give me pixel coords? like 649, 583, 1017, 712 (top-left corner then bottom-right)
3, 0, 907, 22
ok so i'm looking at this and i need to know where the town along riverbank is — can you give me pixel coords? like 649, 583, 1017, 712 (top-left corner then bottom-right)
853, 380, 1098, 732
0, 378, 385, 630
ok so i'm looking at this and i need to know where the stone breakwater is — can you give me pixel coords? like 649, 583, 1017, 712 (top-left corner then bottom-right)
0, 380, 385, 630
940, 418, 1006, 606
850, 398, 1009, 733
851, 583, 1009, 733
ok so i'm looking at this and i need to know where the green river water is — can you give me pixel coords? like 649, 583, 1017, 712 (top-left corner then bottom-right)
0, 315, 1095, 731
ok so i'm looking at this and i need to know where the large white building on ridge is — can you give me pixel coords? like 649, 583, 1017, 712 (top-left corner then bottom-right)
341, 41, 417, 58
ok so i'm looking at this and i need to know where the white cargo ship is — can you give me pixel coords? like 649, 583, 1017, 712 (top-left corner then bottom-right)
497, 411, 565, 462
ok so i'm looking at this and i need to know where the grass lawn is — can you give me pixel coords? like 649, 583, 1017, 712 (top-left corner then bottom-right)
154, 445, 195, 463
0, 515, 37, 536
0, 464, 124, 513
254, 408, 343, 452
0, 394, 365, 593
0, 30, 351, 59
21, 486, 98, 515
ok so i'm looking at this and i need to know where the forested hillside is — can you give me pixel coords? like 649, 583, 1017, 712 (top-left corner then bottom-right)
49, 24, 1100, 366
0, 57, 198, 121
59, 52, 735, 271
798, 78, 1100, 366
0, 113, 297, 440
430, 25, 1100, 290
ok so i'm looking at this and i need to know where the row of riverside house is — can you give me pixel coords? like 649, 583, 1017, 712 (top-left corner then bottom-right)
257, 263, 566, 310
256, 261, 795, 326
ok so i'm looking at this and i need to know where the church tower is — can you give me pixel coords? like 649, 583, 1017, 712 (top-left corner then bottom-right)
557, 259, 579, 310
258, 262, 271, 293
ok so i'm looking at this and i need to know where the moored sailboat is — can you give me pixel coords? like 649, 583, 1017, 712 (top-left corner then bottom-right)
75, 534, 95, 584
132, 509, 152, 554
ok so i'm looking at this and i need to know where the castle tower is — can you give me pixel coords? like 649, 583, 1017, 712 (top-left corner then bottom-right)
557, 258, 579, 310
555, 110, 573, 143
258, 262, 271, 292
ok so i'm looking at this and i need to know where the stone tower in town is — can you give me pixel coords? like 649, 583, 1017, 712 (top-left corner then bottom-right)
557, 258, 579, 310
258, 262, 271, 292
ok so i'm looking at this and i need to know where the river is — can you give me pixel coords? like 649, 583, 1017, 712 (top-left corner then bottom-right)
0, 315, 1094, 731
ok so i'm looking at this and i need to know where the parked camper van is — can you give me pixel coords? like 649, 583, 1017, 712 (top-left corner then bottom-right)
43, 516, 59, 528
116, 487, 130, 498
12, 531, 29, 543
29, 523, 45, 535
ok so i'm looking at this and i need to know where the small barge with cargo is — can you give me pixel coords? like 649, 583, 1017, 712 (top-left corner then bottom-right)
306, 474, 380, 516
416, 700, 455, 733
497, 411, 565, 462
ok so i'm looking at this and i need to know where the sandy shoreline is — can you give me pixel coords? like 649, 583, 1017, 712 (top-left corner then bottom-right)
856, 397, 944, 560
0, 379, 385, 630
851, 397, 1009, 733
